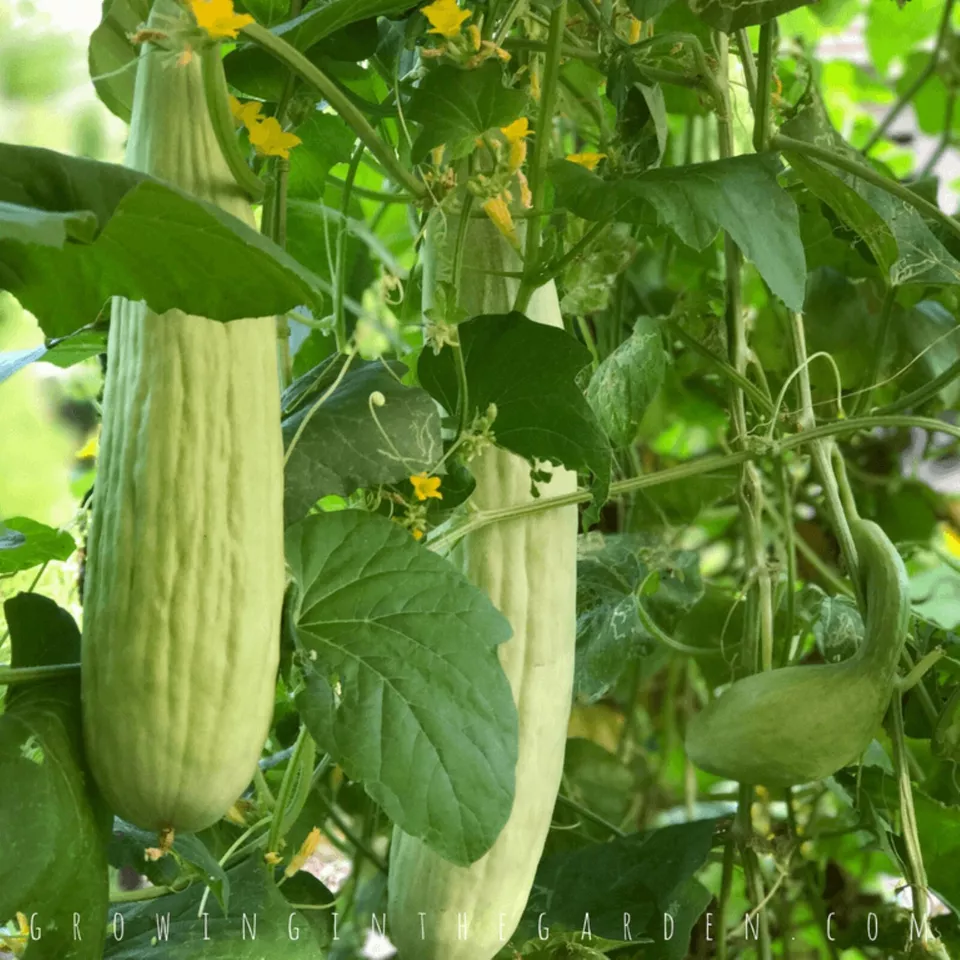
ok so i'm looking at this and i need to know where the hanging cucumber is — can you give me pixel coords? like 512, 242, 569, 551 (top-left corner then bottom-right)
81, 0, 285, 833
386, 214, 577, 959
686, 517, 910, 787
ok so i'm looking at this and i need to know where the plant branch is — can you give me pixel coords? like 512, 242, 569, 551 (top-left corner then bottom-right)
514, 0, 567, 314
0, 662, 81, 686
241, 23, 425, 200
874, 356, 960, 414
752, 22, 774, 153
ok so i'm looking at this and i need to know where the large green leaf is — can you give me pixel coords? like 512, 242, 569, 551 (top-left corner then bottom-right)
88, 0, 150, 122
549, 155, 806, 310
287, 113, 357, 200
0, 594, 110, 960
417, 311, 612, 520
519, 820, 717, 952
0, 326, 106, 387
282, 358, 443, 523
104, 857, 322, 958
285, 510, 517, 866
0, 145, 324, 337
406, 62, 529, 161
0, 517, 76, 574
576, 535, 705, 701
587, 316, 667, 447
274, 0, 412, 50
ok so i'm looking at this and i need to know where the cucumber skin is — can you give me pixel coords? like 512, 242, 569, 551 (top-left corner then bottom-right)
81, 1, 284, 833
386, 217, 577, 959
685, 518, 910, 787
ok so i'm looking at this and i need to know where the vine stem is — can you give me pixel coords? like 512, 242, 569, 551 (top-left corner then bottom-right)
891, 693, 934, 946
786, 311, 860, 587
771, 135, 960, 246
513, 0, 567, 314
862, 0, 957, 154
200, 47, 265, 201
752, 22, 774, 153
266, 725, 315, 856
0, 662, 81, 686
555, 793, 627, 838
715, 31, 772, 960
427, 413, 960, 549
241, 23, 425, 200
334, 144, 365, 352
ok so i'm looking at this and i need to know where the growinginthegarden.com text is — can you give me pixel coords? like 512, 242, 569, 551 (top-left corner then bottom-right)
14, 910, 940, 945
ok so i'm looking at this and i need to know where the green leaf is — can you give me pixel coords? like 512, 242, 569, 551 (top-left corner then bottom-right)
519, 820, 716, 950
285, 510, 517, 866
241, 0, 293, 26
282, 358, 443, 524
417, 311, 612, 517
0, 326, 106, 386
0, 200, 98, 247
628, 0, 673, 17
273, 0, 412, 51
587, 317, 666, 447
108, 821, 232, 914
287, 114, 358, 200
781, 104, 960, 288
88, 0, 150, 122
687, 0, 816, 30
787, 152, 898, 275
0, 145, 324, 338
104, 856, 322, 958
406, 62, 529, 161
0, 517, 75, 574
576, 535, 703, 701
897, 300, 960, 409
549, 155, 806, 310
0, 594, 110, 960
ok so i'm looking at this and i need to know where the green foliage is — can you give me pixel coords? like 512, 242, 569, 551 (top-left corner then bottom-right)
0, 595, 110, 960
285, 510, 518, 866
418, 311, 611, 511
282, 358, 442, 523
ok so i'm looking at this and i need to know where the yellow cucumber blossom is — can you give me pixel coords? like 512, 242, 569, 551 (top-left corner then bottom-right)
482, 194, 518, 246
565, 151, 607, 171
248, 116, 302, 159
500, 117, 530, 172
188, 0, 254, 40
410, 472, 443, 501
284, 826, 322, 878
629, 16, 642, 43
229, 95, 264, 130
422, 0, 471, 38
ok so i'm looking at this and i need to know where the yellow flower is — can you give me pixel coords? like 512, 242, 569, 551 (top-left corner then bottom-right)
629, 16, 642, 43
229, 95, 263, 131
412, 528, 425, 541
248, 116, 302, 159
410, 472, 443, 501
264, 851, 283, 866
284, 826, 322, 878
188, 0, 254, 40
467, 23, 482, 51
422, 0, 471, 38
77, 430, 99, 460
565, 152, 607, 171
500, 117, 530, 172
482, 194, 518, 245
516, 169, 532, 208
944, 526, 960, 559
